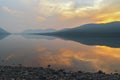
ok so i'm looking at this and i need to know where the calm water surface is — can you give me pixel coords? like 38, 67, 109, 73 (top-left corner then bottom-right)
0, 35, 120, 73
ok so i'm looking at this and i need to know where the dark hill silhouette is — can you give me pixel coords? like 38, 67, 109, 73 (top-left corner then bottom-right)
22, 29, 56, 34
33, 21, 120, 47
39, 21, 120, 37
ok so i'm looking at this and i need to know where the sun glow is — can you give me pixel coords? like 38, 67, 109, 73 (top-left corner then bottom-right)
95, 12, 120, 23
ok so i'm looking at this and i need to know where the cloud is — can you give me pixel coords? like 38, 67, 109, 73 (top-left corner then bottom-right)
36, 0, 120, 24
36, 16, 46, 22
0, 0, 120, 32
94, 0, 120, 23
37, 0, 103, 16
58, 0, 120, 24
2, 6, 23, 15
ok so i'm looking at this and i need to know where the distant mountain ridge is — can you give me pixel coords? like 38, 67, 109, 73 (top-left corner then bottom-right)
0, 28, 10, 34
41, 21, 120, 37
22, 29, 56, 34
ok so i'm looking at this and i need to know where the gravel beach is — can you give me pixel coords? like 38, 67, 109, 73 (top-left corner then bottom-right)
0, 65, 120, 80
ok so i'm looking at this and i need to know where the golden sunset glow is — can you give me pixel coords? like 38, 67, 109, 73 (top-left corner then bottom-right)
35, 43, 120, 73
1, 0, 120, 32
95, 12, 120, 23
95, 46, 120, 57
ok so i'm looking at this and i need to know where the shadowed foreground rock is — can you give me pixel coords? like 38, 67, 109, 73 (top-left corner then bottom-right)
0, 65, 120, 80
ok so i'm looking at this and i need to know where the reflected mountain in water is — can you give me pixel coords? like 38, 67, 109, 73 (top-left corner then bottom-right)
21, 34, 120, 48
54, 36, 120, 48
22, 34, 56, 40
33, 21, 120, 48
0, 34, 9, 40
0, 28, 10, 40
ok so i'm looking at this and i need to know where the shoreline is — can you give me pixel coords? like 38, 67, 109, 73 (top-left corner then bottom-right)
0, 65, 120, 80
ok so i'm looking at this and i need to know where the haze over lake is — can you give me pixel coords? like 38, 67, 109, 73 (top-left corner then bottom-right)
0, 34, 120, 73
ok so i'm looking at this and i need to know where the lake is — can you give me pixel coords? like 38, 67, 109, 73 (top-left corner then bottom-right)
0, 34, 120, 73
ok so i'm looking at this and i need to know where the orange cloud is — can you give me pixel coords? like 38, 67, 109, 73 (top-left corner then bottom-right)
58, 0, 120, 26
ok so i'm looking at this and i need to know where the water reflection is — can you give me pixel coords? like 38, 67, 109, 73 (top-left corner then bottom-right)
0, 34, 10, 40
36, 46, 120, 73
46, 35, 120, 48
22, 34, 56, 40
0, 35, 120, 73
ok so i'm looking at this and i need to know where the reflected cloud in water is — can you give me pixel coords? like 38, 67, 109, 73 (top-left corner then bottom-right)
0, 35, 120, 73
35, 46, 120, 73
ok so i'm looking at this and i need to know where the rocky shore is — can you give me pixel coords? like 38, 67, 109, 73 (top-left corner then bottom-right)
0, 65, 120, 80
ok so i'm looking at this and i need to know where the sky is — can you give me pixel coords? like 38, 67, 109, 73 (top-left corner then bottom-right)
0, 0, 120, 32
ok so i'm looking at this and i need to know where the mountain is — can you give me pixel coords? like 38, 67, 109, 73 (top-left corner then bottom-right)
22, 29, 56, 34
0, 28, 10, 40
41, 21, 120, 37
0, 28, 10, 34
